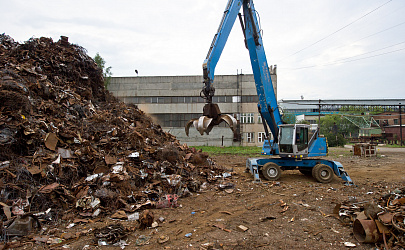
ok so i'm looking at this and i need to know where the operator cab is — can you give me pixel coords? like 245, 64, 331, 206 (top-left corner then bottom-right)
278, 124, 309, 158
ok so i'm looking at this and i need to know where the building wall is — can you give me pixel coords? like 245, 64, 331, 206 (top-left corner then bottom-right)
108, 71, 277, 147
383, 126, 405, 141
373, 112, 405, 141
372, 112, 405, 126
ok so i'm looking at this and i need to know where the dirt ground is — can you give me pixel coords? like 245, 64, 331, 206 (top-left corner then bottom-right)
14, 146, 405, 249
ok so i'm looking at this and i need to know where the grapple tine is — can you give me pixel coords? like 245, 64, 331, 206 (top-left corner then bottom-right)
185, 119, 195, 136
219, 114, 238, 132
185, 116, 214, 136
185, 103, 238, 136
196, 116, 213, 135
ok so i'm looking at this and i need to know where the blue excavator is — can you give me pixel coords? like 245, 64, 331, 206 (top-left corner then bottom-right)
185, 0, 353, 185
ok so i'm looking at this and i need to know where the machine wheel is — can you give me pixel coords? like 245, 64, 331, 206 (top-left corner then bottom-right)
262, 163, 281, 181
299, 168, 312, 176
312, 164, 334, 183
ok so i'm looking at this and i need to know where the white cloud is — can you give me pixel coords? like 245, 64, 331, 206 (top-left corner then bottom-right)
2, 0, 404, 99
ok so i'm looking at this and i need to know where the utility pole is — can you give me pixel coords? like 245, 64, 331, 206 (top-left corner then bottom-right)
399, 103, 403, 147
318, 99, 321, 133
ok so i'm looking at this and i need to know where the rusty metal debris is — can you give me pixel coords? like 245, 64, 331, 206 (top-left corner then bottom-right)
157, 235, 169, 244
0, 34, 230, 246
139, 209, 154, 230
2, 214, 41, 237
335, 187, 405, 248
94, 223, 133, 245
213, 223, 231, 232
353, 219, 382, 243
156, 194, 178, 209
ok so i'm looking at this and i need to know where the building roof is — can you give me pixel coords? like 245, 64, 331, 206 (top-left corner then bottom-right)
279, 99, 405, 116
280, 99, 405, 106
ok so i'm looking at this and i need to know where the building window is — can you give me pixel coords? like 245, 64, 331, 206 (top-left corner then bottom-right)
242, 95, 259, 103
233, 96, 241, 103
150, 97, 165, 103
245, 132, 254, 143
258, 132, 267, 143
394, 119, 399, 125
213, 96, 227, 103
258, 115, 262, 124
152, 113, 204, 127
125, 97, 139, 103
241, 113, 254, 124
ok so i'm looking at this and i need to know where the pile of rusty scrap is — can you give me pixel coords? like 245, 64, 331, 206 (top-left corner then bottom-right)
0, 34, 227, 242
335, 187, 405, 248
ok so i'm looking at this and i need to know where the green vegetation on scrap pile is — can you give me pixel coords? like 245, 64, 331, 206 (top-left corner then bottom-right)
192, 146, 262, 156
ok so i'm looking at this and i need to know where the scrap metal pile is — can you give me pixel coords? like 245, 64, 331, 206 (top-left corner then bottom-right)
0, 34, 227, 239
336, 186, 405, 248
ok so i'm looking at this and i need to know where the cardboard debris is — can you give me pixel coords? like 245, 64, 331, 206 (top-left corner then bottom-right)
44, 133, 58, 151
111, 210, 128, 220
237, 225, 249, 232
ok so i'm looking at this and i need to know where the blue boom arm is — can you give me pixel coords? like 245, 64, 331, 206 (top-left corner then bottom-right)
202, 0, 243, 103
201, 0, 282, 140
241, 1, 283, 141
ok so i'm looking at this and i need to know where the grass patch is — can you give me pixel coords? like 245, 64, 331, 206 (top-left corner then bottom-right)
327, 147, 353, 158
192, 146, 262, 156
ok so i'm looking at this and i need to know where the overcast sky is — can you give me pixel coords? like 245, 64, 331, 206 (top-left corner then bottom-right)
2, 0, 405, 100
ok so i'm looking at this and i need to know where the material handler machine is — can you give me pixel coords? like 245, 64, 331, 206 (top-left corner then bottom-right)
185, 0, 353, 185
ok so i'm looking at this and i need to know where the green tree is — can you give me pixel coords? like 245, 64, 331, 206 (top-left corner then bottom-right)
94, 52, 112, 88
297, 119, 310, 125
281, 110, 296, 124
319, 115, 358, 147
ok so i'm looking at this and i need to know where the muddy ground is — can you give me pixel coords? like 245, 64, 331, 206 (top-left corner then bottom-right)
14, 146, 402, 250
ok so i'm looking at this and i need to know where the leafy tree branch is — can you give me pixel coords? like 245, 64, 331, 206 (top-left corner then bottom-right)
94, 52, 112, 88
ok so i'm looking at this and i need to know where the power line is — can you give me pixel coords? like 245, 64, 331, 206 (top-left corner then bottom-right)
334, 41, 405, 62
285, 3, 405, 64
280, 0, 393, 62
292, 21, 405, 64
288, 46, 405, 70
343, 22, 405, 46
331, 47, 405, 63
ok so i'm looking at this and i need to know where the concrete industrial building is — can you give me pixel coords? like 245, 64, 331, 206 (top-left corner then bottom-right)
108, 72, 404, 146
108, 66, 278, 146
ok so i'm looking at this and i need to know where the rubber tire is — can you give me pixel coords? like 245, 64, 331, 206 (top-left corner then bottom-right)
262, 162, 281, 181
312, 164, 334, 183
299, 169, 312, 176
